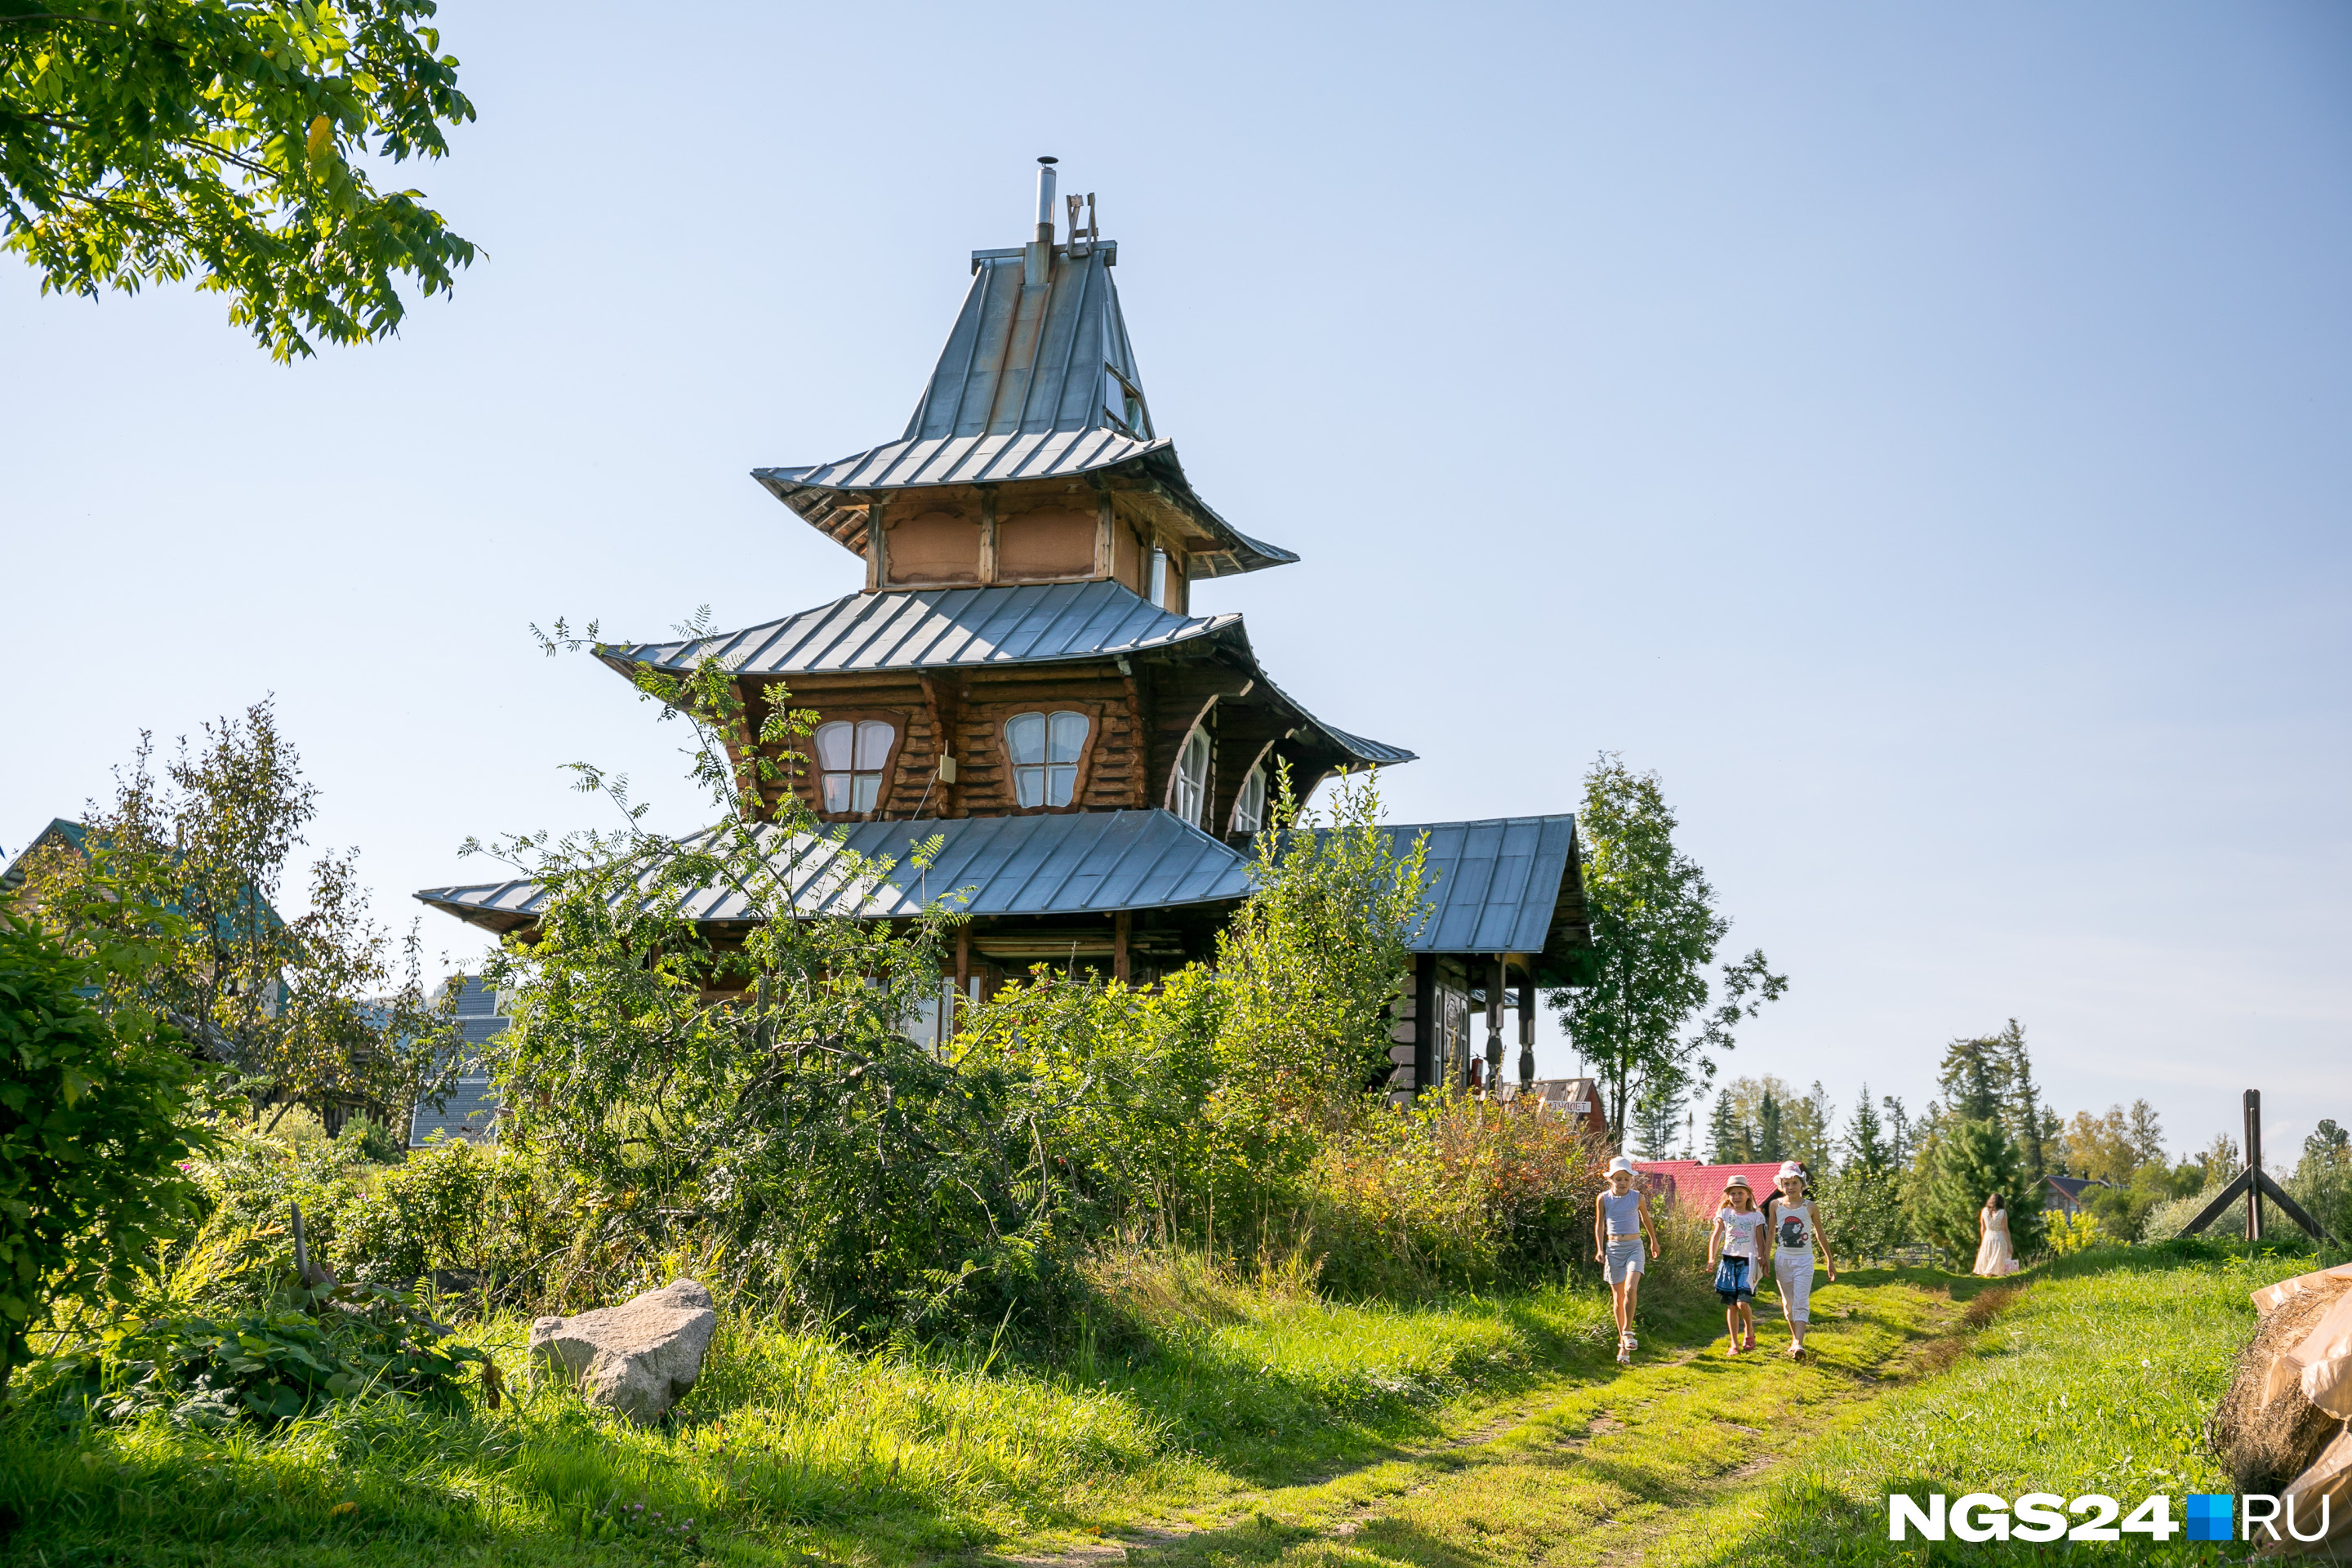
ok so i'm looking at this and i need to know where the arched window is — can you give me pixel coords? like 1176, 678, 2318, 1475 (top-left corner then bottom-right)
1231, 761, 1267, 835
1008, 710, 1089, 807
814, 719, 894, 813
1169, 726, 1209, 827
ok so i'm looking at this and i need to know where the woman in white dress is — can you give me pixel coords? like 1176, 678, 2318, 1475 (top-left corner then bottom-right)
1973, 1192, 2019, 1276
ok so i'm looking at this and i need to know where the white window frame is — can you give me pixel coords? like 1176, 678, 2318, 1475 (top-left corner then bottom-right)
1146, 547, 1168, 608
815, 719, 896, 813
1169, 724, 1210, 828
1006, 710, 1089, 808
1230, 761, 1267, 835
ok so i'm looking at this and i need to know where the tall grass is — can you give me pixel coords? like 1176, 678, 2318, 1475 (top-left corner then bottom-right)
0, 1243, 1675, 1567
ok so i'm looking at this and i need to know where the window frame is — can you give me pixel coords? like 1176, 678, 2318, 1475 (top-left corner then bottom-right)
1169, 724, 1211, 829
1229, 759, 1268, 835
991, 701, 1105, 814
802, 710, 909, 821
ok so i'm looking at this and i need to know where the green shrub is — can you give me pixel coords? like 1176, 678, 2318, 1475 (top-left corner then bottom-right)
1818, 1163, 1910, 1264
0, 898, 212, 1389
2042, 1206, 2103, 1256
190, 1116, 380, 1280
1307, 1096, 1609, 1294
29, 1280, 487, 1428
327, 1136, 552, 1287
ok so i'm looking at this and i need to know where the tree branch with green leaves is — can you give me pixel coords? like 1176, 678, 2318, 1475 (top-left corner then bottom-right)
1, 0, 475, 359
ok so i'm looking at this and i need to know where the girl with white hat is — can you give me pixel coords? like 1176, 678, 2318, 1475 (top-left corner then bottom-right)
1593, 1156, 1660, 1365
1708, 1174, 1766, 1354
1762, 1160, 1838, 1358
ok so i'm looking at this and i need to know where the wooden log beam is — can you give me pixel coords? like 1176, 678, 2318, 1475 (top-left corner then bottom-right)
1114, 910, 1130, 985
978, 487, 999, 586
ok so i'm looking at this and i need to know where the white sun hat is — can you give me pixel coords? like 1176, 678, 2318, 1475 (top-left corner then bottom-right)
1776, 1160, 1806, 1182
1607, 1156, 1634, 1175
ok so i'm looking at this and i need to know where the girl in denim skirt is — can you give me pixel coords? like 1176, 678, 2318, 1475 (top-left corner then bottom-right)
1708, 1174, 1766, 1353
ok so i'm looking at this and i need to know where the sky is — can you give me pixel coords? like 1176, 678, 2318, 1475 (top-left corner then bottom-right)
3, 2, 2346, 1166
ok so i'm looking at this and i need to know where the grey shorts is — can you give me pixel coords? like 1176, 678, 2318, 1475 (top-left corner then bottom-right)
1606, 1236, 1646, 1285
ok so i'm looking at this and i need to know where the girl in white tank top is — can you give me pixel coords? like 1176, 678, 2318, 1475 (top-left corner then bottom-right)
1764, 1163, 1838, 1358
1594, 1159, 1659, 1364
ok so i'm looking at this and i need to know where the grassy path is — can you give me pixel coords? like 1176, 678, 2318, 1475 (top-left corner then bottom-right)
2, 1243, 2308, 1566
991, 1269, 1964, 1568
1004, 1243, 2326, 1568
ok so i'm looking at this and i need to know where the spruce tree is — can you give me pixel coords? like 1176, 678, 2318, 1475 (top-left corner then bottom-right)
1997, 1020, 2047, 1182
1758, 1091, 1784, 1162
1707, 1094, 1748, 1165
1844, 1084, 1890, 1174
1922, 1117, 2043, 1261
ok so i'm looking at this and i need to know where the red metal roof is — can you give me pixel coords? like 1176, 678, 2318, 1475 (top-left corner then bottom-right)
1632, 1160, 1797, 1211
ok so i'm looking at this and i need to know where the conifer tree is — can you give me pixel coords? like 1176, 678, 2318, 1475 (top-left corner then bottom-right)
1921, 1116, 2042, 1260
1757, 1090, 1784, 1162
1996, 1020, 2047, 1182
1844, 1084, 1891, 1174
1707, 1094, 1748, 1165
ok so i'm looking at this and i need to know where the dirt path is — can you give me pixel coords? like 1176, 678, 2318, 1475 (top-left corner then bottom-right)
987, 1278, 1973, 1568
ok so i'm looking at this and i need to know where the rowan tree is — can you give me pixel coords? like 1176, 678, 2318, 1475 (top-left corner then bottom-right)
1549, 755, 1785, 1145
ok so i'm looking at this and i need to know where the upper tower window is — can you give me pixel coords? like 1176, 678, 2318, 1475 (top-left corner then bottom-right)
1170, 726, 1209, 828
815, 719, 894, 813
1231, 762, 1267, 835
1107, 367, 1151, 437
1008, 710, 1089, 807
1147, 548, 1168, 608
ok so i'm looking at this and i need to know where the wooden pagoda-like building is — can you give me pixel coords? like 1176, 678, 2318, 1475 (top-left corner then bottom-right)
417, 166, 1594, 1097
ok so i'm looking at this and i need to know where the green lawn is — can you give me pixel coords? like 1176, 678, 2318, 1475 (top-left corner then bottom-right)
0, 1241, 2320, 1567
0, 1255, 1717, 1567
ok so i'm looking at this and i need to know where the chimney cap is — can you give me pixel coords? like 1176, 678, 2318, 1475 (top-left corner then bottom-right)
1036, 154, 1058, 165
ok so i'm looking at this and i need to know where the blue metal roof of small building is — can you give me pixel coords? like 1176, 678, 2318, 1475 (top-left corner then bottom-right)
751, 237, 1295, 578
416, 812, 1588, 971
1388, 816, 1587, 957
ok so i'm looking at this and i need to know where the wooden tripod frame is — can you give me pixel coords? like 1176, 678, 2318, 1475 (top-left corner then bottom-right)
2177, 1089, 2336, 1245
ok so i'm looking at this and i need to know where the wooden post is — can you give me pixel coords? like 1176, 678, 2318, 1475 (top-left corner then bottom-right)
1517, 960, 1535, 1090
1485, 956, 1505, 1094
1094, 490, 1116, 579
865, 494, 887, 592
1113, 910, 1130, 985
956, 924, 971, 1010
2246, 1089, 2264, 1242
978, 488, 998, 585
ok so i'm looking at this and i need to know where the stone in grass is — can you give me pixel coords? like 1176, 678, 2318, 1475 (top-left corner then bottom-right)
529, 1279, 718, 1425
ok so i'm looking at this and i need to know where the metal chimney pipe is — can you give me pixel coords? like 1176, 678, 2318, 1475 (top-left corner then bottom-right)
1034, 157, 1058, 245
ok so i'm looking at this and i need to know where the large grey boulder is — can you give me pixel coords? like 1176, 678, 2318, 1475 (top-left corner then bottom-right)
528, 1279, 717, 1425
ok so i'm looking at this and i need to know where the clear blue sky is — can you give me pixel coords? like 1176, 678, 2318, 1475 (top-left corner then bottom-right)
4, 3, 2345, 1165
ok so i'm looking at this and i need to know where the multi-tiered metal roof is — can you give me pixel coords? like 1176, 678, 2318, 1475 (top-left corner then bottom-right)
751, 238, 1296, 580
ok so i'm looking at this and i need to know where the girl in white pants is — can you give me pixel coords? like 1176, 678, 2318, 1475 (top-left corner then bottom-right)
1762, 1160, 1838, 1359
